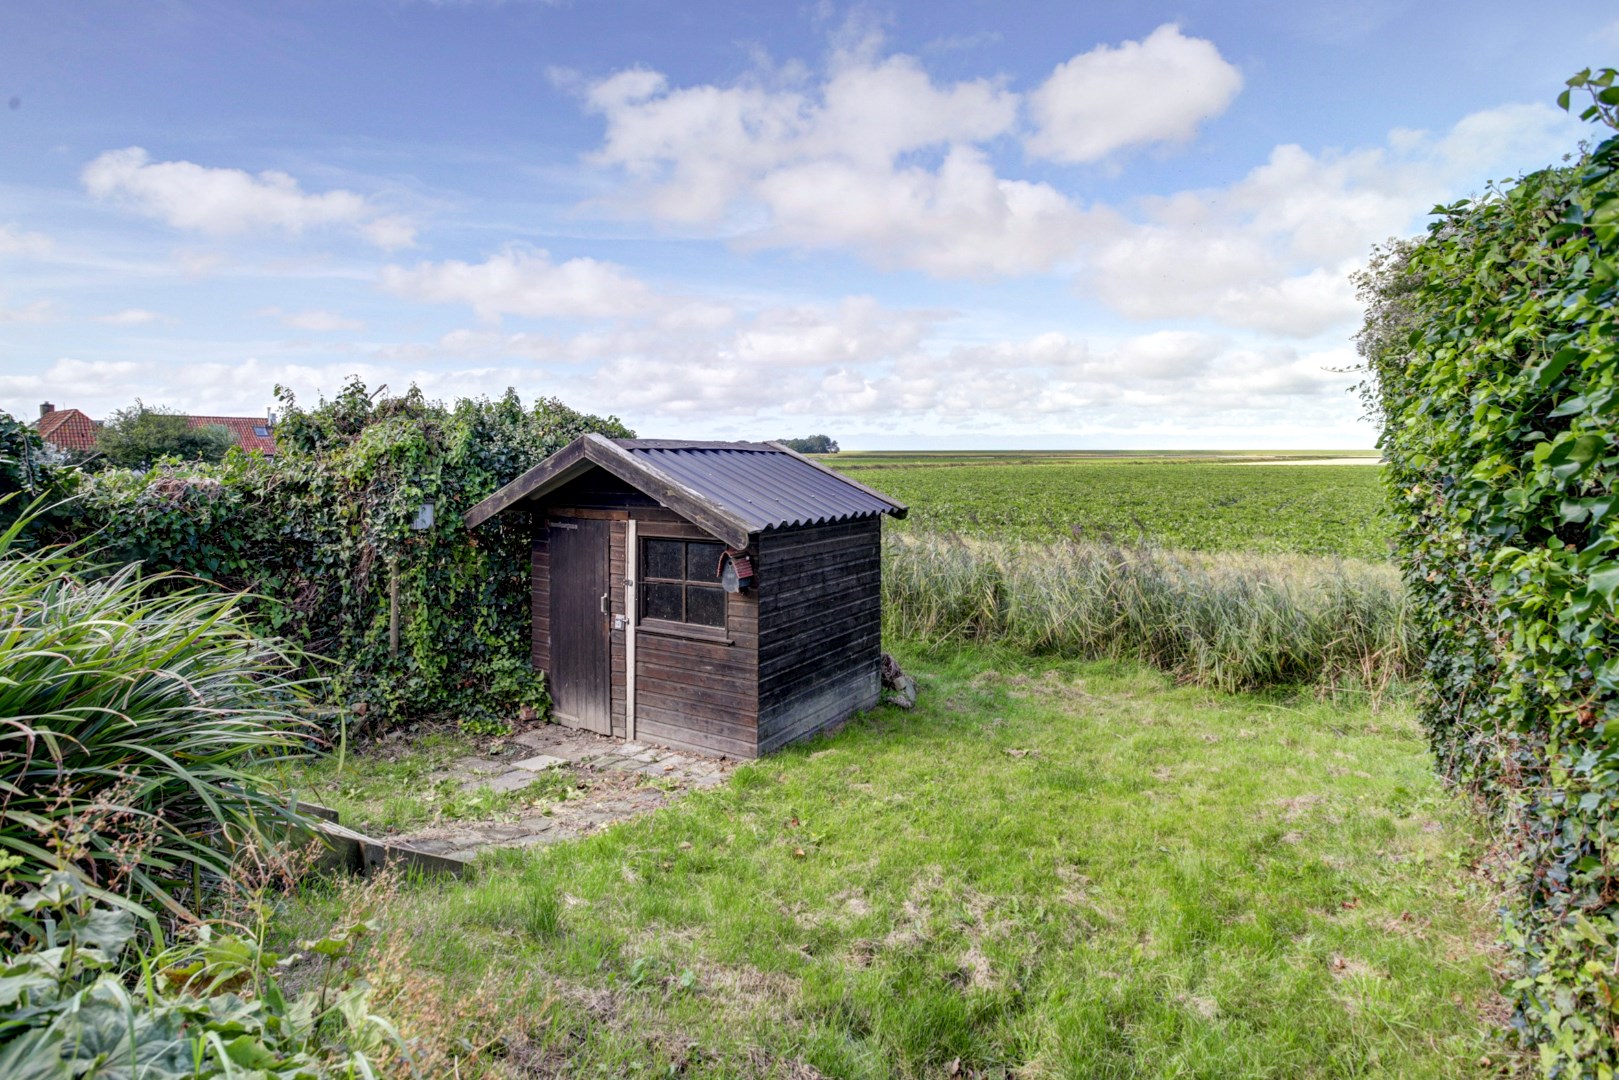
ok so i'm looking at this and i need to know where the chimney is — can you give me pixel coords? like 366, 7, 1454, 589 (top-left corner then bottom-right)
265, 407, 276, 427
39, 401, 54, 418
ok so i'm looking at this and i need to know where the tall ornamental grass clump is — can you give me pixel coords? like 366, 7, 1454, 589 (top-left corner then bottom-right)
883, 532, 1412, 694
1359, 71, 1619, 1072
0, 518, 314, 918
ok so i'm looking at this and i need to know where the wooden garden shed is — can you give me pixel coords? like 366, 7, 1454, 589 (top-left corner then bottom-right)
465, 436, 907, 758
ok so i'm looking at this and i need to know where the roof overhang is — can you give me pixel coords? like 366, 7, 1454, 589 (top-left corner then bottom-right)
464, 433, 757, 547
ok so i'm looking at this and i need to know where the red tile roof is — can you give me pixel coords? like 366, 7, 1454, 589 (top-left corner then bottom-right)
188, 416, 277, 456
35, 408, 99, 451
33, 408, 277, 456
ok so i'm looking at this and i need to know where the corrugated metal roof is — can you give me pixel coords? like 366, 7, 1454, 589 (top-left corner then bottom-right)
616, 441, 903, 533
464, 435, 906, 541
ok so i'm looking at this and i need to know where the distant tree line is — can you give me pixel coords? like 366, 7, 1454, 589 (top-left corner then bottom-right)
778, 434, 839, 454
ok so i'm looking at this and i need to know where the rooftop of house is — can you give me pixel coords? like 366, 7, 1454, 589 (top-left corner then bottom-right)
188, 415, 277, 455
31, 402, 278, 456
35, 406, 99, 451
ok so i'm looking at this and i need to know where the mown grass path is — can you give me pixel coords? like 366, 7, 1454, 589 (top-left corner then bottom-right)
282, 646, 1504, 1078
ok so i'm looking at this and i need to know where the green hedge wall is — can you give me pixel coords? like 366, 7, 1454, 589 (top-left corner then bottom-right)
74, 381, 632, 730
1361, 72, 1619, 1074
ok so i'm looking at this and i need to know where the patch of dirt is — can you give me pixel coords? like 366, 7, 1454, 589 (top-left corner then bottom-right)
1176, 993, 1219, 1020
872, 869, 1016, 991
742, 1047, 833, 1080
955, 940, 996, 990
846, 938, 878, 969
971, 668, 1092, 703
1329, 954, 1382, 980
1055, 864, 1091, 906
1275, 795, 1326, 822
1378, 911, 1430, 938
835, 889, 872, 919
693, 961, 800, 1017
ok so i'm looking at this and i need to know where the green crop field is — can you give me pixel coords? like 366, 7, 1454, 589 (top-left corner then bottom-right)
823, 452, 1390, 561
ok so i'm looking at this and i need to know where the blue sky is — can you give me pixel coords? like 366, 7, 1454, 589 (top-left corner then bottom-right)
2, 1, 1614, 448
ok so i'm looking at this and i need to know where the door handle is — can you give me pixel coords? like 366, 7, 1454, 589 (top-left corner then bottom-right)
600, 591, 609, 614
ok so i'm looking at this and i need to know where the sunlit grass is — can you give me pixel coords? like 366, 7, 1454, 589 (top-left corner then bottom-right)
255, 731, 584, 834
277, 644, 1505, 1078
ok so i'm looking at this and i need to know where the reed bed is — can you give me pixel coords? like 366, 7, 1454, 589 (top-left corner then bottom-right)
883, 531, 1414, 695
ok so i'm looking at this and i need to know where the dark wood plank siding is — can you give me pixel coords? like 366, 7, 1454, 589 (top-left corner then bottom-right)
627, 505, 759, 757
525, 468, 896, 760
549, 471, 663, 512
530, 489, 761, 757
756, 518, 882, 755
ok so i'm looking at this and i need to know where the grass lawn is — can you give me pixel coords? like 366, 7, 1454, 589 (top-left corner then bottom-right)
278, 645, 1505, 1078
258, 731, 586, 834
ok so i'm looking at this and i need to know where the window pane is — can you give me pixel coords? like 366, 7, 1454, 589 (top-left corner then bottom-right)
644, 539, 683, 580
686, 585, 725, 627
644, 582, 683, 622
686, 542, 724, 583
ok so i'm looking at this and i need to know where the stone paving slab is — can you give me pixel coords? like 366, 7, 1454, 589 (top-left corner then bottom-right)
390, 725, 735, 859
482, 770, 544, 793
513, 754, 567, 772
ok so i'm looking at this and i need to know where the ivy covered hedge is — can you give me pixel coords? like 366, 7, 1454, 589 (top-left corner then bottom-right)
1360, 72, 1619, 1074
71, 381, 632, 730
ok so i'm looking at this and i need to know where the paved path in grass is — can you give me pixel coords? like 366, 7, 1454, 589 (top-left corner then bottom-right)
395, 727, 734, 861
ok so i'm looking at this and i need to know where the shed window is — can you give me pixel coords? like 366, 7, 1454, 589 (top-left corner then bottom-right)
640, 538, 726, 628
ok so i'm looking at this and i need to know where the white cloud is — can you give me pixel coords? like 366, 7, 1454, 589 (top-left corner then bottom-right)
2, 316, 1367, 446
380, 247, 656, 321
0, 357, 141, 403
1082, 102, 1582, 336
1026, 24, 1243, 164
94, 308, 168, 325
0, 225, 52, 257
748, 146, 1090, 276
253, 307, 366, 332
580, 47, 1090, 276
0, 300, 58, 325
587, 53, 1017, 195
82, 147, 416, 249
764, 328, 1350, 432
575, 27, 1247, 276
375, 293, 941, 399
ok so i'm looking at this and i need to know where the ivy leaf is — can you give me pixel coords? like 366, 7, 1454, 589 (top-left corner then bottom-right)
1572, 912, 1610, 947
1588, 562, 1619, 602
1545, 434, 1606, 480
1534, 346, 1580, 390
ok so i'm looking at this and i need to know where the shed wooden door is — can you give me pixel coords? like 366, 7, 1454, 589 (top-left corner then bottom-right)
548, 517, 612, 734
